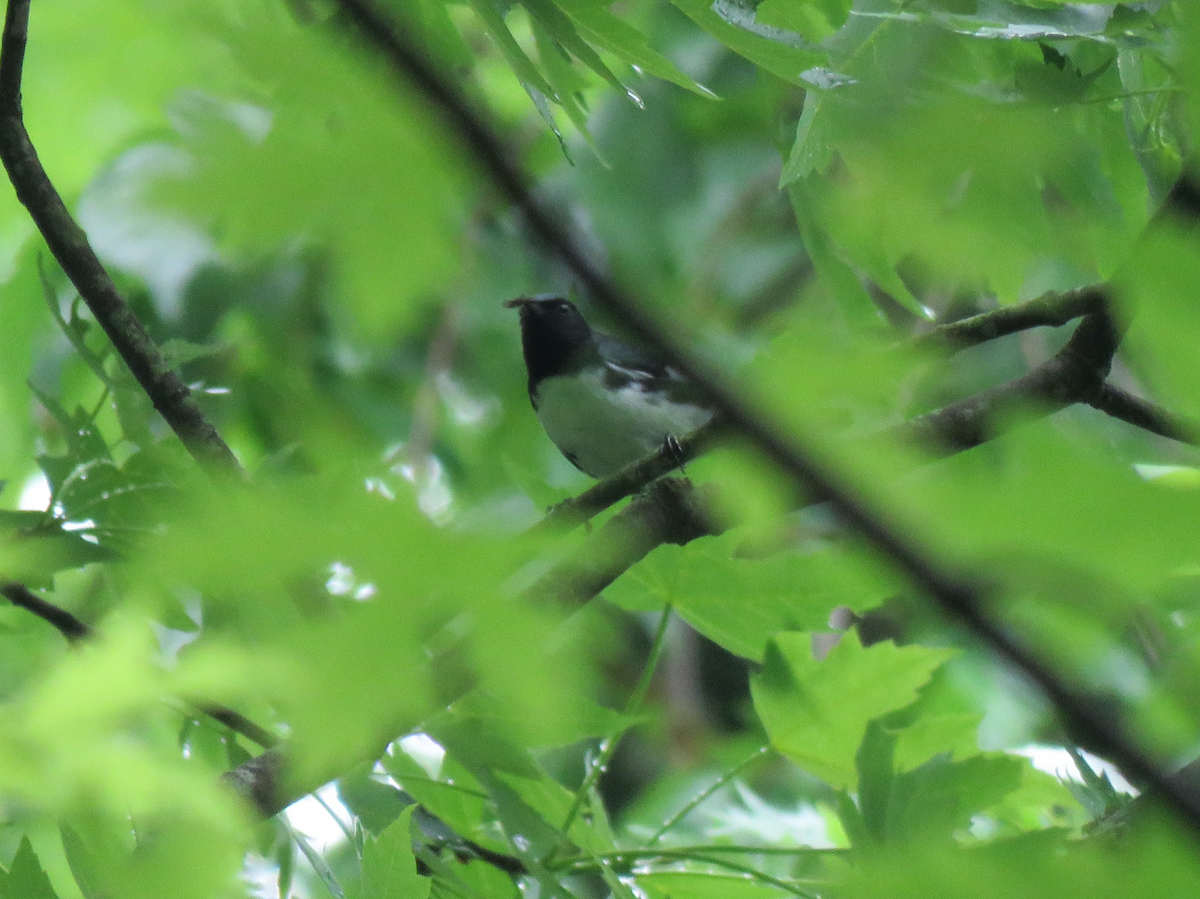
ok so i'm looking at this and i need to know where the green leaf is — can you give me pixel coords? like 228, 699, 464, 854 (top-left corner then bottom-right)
5, 836, 59, 899
892, 420, 1200, 595
287, 823, 345, 899
671, 0, 819, 84
453, 859, 522, 899
608, 534, 893, 661
1015, 44, 1113, 105
553, 0, 714, 97
637, 872, 791, 899
756, 0, 851, 43
338, 765, 411, 836
493, 767, 614, 855
362, 806, 431, 899
276, 835, 294, 899
1120, 226, 1200, 422
520, 0, 624, 94
780, 95, 834, 186
892, 713, 982, 772
152, 8, 466, 338
855, 720, 896, 845
0, 514, 116, 586
751, 632, 955, 789
384, 750, 489, 839
836, 826, 1200, 898
530, 20, 606, 157
60, 825, 101, 899
885, 753, 1025, 842
786, 180, 882, 327
467, 0, 557, 100
425, 712, 544, 779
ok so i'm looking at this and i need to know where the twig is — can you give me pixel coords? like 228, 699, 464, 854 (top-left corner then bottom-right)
189, 703, 280, 750
0, 581, 89, 641
329, 0, 1200, 833
1088, 383, 1200, 446
912, 286, 1109, 353
555, 847, 825, 897
0, 0, 244, 477
574, 847, 818, 898
0, 581, 278, 749
526, 312, 1155, 607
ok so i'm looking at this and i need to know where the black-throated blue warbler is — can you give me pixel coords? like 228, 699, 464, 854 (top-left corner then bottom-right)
505, 294, 713, 478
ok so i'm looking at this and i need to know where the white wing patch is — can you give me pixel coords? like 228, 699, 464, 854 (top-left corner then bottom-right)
534, 369, 711, 478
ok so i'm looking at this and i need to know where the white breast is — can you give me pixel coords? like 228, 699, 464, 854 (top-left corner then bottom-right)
534, 369, 712, 478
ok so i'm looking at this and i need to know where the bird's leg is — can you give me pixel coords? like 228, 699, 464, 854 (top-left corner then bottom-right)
662, 433, 687, 474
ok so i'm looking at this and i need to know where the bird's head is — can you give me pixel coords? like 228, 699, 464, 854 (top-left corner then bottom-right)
504, 294, 588, 334
504, 295, 597, 381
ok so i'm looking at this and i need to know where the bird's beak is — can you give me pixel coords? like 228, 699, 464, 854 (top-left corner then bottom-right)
503, 297, 533, 309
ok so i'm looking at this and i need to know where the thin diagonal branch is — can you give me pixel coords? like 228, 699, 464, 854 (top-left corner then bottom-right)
331, 0, 1200, 832
0, 0, 243, 477
190, 703, 280, 750
913, 285, 1109, 353
1088, 383, 1200, 445
0, 580, 277, 748
0, 580, 88, 641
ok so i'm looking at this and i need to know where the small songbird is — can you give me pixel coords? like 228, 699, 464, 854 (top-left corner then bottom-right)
505, 294, 713, 478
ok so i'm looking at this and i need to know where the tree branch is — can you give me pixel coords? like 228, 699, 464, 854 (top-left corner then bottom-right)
0, 0, 243, 478
220, 747, 286, 816
1088, 383, 1200, 446
912, 285, 1109, 353
0, 580, 88, 641
529, 419, 726, 536
526, 478, 723, 606
904, 309, 1119, 452
0, 580, 277, 748
330, 0, 1200, 832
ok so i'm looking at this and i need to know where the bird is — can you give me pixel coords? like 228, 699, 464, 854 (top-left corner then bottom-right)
505, 294, 713, 479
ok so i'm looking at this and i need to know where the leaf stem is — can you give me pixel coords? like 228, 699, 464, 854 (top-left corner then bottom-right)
645, 745, 770, 846
551, 604, 674, 859
555, 846, 822, 898
312, 789, 359, 855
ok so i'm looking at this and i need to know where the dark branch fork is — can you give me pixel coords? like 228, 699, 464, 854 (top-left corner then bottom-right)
331, 0, 1200, 835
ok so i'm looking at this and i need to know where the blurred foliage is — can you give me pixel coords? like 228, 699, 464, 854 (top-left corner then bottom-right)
0, 0, 1194, 897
